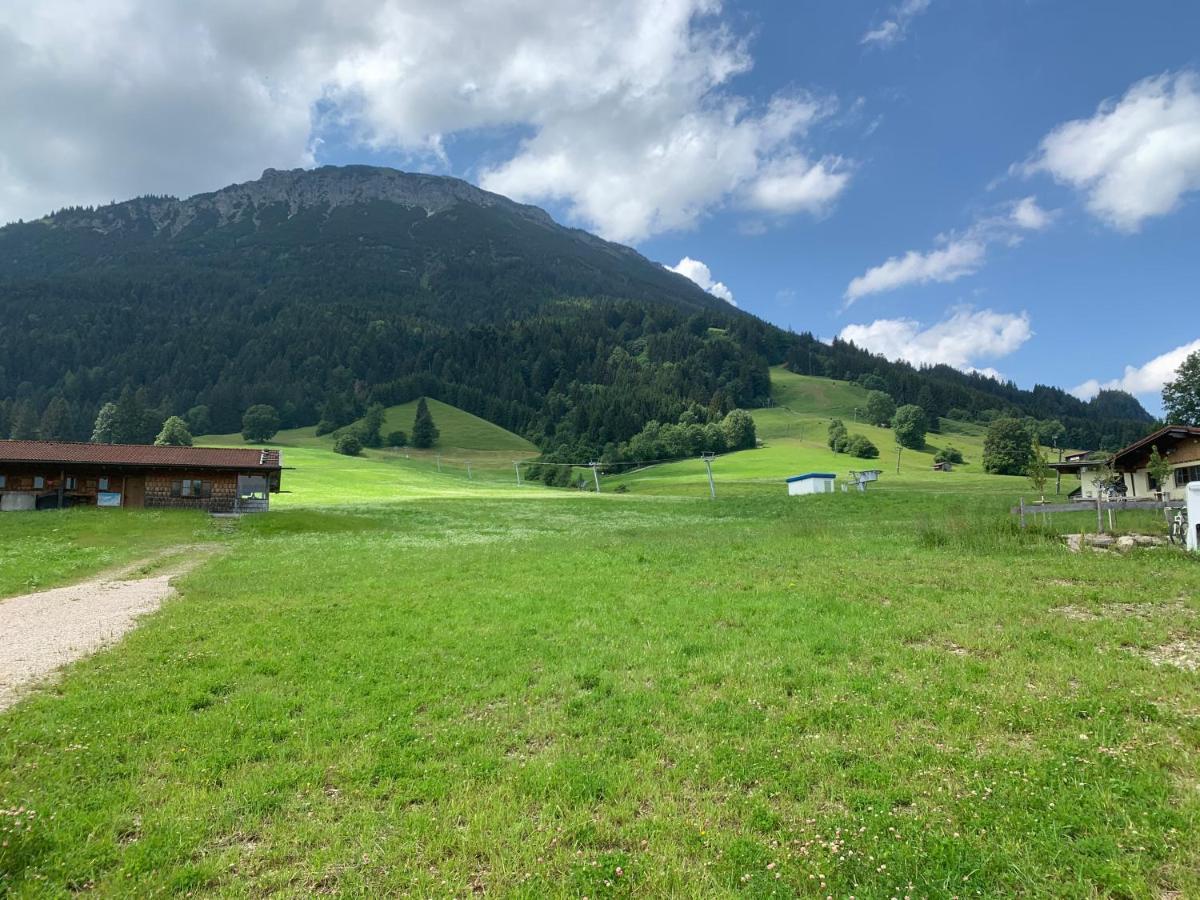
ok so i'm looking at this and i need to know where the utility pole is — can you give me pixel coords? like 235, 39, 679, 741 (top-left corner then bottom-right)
514, 461, 522, 486
895, 446, 901, 475
589, 461, 601, 493
466, 461, 473, 480
436, 454, 442, 473
853, 407, 859, 423
702, 453, 717, 499
1055, 443, 1062, 495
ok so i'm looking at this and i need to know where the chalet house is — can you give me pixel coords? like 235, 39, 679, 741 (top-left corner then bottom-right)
0, 441, 282, 513
1050, 425, 1200, 501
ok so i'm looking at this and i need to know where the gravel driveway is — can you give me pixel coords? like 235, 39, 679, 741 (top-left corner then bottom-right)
0, 557, 205, 711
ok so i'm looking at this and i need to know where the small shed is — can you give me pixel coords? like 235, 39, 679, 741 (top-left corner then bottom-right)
932, 461, 953, 472
787, 472, 836, 496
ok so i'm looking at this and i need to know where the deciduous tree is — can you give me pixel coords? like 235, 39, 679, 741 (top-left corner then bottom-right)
154, 416, 194, 446
1163, 349, 1200, 424
242, 404, 281, 442
892, 404, 927, 450
983, 418, 1033, 475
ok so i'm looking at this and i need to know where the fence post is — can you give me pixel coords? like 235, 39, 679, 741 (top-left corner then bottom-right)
1019, 497, 1026, 529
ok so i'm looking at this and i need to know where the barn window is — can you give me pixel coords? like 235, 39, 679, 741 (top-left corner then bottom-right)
98, 477, 109, 491
172, 479, 211, 499
0, 475, 6, 488
33, 476, 45, 489
65, 476, 77, 490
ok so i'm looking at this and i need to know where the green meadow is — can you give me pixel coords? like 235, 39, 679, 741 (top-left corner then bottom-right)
2, 374, 1198, 898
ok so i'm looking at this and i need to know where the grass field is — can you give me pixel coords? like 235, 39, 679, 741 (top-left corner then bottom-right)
0, 509, 217, 598
200, 397, 539, 505
3, 374, 1198, 897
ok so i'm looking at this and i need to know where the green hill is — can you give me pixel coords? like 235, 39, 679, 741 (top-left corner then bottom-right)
198, 398, 539, 504
609, 367, 1075, 498
373, 398, 536, 452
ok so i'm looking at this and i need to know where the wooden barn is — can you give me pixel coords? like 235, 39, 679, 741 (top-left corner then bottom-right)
0, 441, 282, 513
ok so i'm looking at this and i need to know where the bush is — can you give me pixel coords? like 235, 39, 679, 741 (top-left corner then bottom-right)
935, 446, 964, 464
846, 434, 878, 459
333, 433, 362, 456
386, 430, 407, 447
241, 404, 280, 442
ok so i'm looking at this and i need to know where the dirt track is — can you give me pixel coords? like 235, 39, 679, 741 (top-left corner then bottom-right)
0, 556, 205, 711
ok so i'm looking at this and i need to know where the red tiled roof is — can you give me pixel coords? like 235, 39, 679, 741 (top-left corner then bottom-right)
0, 440, 282, 470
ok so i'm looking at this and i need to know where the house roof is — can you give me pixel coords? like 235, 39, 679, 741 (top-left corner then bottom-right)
0, 440, 282, 471
1108, 425, 1200, 467
786, 472, 837, 482
1048, 425, 1200, 472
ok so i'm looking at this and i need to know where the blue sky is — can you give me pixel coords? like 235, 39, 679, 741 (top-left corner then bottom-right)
2, 1, 1198, 412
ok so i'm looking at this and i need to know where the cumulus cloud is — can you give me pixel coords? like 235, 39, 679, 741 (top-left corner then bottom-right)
1071, 338, 1200, 401
742, 154, 852, 217
666, 256, 735, 305
1024, 70, 1200, 231
0, 1, 853, 242
861, 0, 931, 47
844, 239, 986, 306
838, 307, 1033, 372
842, 195, 1053, 305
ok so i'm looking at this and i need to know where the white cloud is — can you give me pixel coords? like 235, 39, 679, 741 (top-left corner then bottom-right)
0, 1, 853, 243
1024, 70, 1200, 231
1071, 338, 1200, 401
743, 154, 852, 216
844, 239, 986, 305
666, 256, 735, 305
838, 307, 1033, 371
1010, 195, 1053, 231
842, 194, 1053, 305
861, 0, 931, 47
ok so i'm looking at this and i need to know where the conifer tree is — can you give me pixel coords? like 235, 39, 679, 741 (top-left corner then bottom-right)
411, 397, 440, 449
38, 396, 73, 440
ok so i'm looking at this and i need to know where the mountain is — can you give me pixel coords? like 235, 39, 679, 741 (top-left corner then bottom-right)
0, 166, 776, 451
0, 165, 1151, 455
0, 165, 729, 319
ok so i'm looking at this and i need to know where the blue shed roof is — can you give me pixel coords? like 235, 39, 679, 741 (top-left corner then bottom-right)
786, 472, 837, 482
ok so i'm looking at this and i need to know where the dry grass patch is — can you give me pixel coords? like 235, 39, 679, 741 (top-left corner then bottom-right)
1133, 639, 1200, 672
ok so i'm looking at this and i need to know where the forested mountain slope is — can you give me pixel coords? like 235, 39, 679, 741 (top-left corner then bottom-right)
0, 165, 1151, 456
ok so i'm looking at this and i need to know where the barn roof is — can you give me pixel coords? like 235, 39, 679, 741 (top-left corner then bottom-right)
0, 440, 282, 470
786, 472, 837, 482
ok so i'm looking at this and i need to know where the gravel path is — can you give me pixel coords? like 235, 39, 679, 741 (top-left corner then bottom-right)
0, 557, 205, 711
